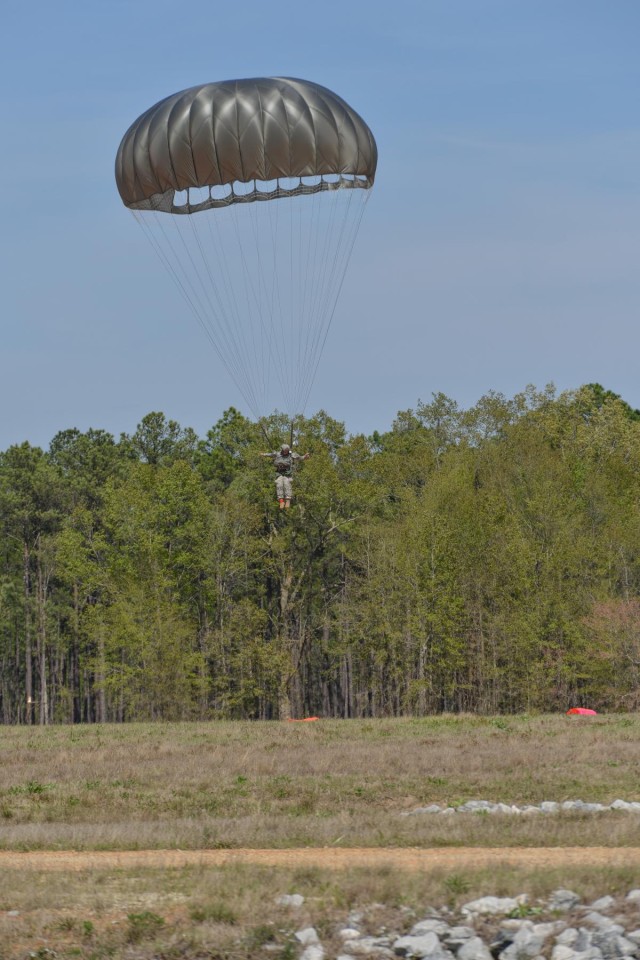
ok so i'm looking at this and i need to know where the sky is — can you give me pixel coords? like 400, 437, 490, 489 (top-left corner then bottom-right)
1, 0, 639, 448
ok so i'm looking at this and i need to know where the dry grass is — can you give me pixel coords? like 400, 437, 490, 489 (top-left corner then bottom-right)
0, 715, 638, 849
0, 861, 640, 960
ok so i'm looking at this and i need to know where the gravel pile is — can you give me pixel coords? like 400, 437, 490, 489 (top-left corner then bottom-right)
401, 800, 640, 817
279, 888, 640, 960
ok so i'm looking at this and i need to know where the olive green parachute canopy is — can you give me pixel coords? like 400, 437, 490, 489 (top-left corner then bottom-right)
115, 77, 377, 213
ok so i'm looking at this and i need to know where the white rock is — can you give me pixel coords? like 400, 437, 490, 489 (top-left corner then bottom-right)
301, 946, 325, 960
343, 937, 394, 957
610, 800, 633, 811
498, 923, 548, 959
456, 801, 496, 814
549, 890, 582, 912
277, 893, 305, 907
296, 928, 320, 945
340, 929, 362, 941
626, 930, 640, 945
458, 936, 493, 960
462, 896, 526, 917
626, 891, 640, 902
551, 947, 576, 960
440, 808, 456, 816
583, 913, 623, 931
393, 932, 445, 957
540, 802, 560, 813
442, 926, 475, 947
589, 897, 615, 912
556, 929, 580, 947
410, 920, 450, 936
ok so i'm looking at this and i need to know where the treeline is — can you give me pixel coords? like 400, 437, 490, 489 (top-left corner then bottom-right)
1, 383, 639, 723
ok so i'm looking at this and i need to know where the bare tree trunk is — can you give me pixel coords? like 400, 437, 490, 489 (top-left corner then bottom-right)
23, 543, 33, 725
97, 625, 107, 723
36, 549, 49, 725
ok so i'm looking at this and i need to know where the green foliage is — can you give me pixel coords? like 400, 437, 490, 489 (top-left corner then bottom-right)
0, 387, 639, 722
126, 910, 165, 942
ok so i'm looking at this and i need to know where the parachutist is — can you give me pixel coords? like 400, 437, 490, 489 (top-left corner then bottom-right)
261, 443, 310, 509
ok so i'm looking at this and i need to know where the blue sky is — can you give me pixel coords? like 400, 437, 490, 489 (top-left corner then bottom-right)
2, 0, 639, 448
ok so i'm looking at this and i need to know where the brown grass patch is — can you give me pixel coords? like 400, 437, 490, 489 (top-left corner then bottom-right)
0, 715, 638, 849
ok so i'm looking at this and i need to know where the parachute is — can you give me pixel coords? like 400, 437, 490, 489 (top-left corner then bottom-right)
115, 77, 377, 420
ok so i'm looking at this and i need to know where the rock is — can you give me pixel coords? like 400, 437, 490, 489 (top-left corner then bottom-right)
277, 893, 305, 907
440, 808, 456, 816
343, 937, 394, 957
441, 927, 475, 949
461, 896, 527, 917
626, 891, 640, 903
552, 947, 577, 960
410, 920, 450, 937
296, 928, 320, 946
456, 801, 497, 814
591, 930, 638, 958
403, 805, 443, 816
491, 803, 521, 815
549, 890, 582, 912
340, 929, 362, 941
498, 921, 550, 959
610, 800, 633, 812
590, 898, 615, 912
457, 936, 493, 960
540, 802, 561, 813
301, 946, 324, 960
626, 932, 640, 946
555, 929, 577, 945
583, 914, 623, 933
393, 931, 452, 958
521, 806, 542, 815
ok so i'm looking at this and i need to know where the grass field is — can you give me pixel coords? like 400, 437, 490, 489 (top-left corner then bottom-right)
1, 715, 639, 958
1, 714, 639, 850
2, 860, 640, 960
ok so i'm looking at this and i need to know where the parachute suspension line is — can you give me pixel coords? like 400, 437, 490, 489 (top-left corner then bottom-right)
306, 186, 356, 375
255, 187, 292, 414
298, 185, 342, 408
181, 202, 259, 411
298, 187, 371, 416
132, 179, 371, 424
168, 202, 263, 419
294, 185, 348, 415
228, 198, 272, 415
198, 190, 254, 393
202, 191, 266, 419
133, 210, 252, 409
248, 192, 269, 408
266, 190, 287, 404
298, 185, 322, 400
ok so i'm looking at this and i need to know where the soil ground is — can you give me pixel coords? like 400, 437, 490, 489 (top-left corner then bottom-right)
1, 846, 639, 871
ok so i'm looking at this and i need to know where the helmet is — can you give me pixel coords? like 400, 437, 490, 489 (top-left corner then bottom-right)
281, 444, 290, 454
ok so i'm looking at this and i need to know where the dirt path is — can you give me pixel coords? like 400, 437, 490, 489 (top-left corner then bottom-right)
0, 847, 639, 872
